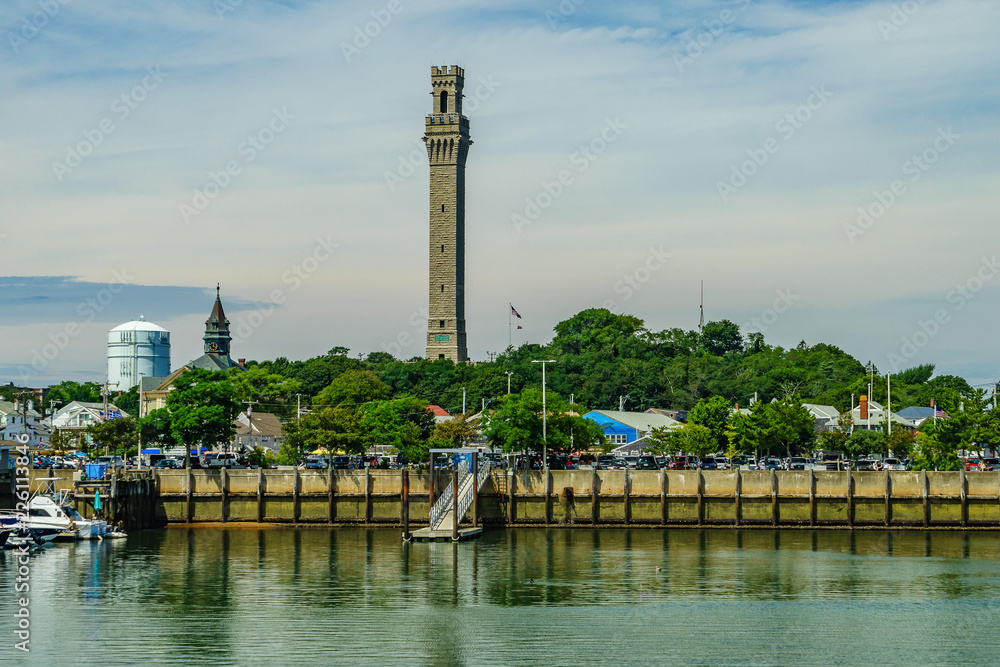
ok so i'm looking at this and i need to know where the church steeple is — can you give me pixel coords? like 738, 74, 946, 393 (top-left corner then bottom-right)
204, 283, 232, 356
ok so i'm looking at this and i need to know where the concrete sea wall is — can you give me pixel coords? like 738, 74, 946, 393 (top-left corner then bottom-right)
148, 468, 1000, 528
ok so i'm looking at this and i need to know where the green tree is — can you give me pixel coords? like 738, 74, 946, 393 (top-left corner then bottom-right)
282, 406, 364, 463
229, 367, 301, 420
360, 396, 435, 463
758, 396, 815, 458
315, 369, 392, 408
845, 429, 885, 458
85, 416, 139, 458
164, 369, 241, 466
429, 412, 478, 448
649, 423, 715, 459
482, 389, 604, 455
688, 396, 733, 450
700, 320, 743, 356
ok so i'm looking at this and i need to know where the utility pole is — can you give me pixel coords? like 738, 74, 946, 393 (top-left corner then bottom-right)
532, 360, 556, 470
296, 394, 302, 422
243, 400, 258, 455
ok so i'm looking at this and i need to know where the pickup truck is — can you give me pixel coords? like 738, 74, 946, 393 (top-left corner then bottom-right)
204, 453, 247, 469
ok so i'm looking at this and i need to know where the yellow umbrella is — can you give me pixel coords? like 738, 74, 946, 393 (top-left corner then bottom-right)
311, 447, 330, 455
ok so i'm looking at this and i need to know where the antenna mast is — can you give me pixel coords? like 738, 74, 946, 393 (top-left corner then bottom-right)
699, 280, 705, 332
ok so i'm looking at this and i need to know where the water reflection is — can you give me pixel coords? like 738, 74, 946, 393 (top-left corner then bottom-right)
3, 527, 999, 665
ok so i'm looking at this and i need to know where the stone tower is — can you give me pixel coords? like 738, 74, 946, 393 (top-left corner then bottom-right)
424, 65, 471, 362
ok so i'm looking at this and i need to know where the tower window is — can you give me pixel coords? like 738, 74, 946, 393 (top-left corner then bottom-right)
441, 204, 445, 212
441, 244, 444, 253
439, 320, 445, 328
440, 90, 448, 113
441, 285, 444, 292
439, 354, 445, 360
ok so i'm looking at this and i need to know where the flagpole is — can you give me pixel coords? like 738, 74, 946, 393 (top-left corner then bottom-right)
508, 302, 512, 349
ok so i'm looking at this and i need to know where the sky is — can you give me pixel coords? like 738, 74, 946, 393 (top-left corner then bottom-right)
1, 0, 998, 392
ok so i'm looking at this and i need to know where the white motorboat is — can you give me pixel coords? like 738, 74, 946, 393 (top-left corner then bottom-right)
12, 491, 110, 540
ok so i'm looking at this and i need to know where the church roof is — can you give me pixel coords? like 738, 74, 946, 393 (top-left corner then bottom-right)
205, 284, 230, 333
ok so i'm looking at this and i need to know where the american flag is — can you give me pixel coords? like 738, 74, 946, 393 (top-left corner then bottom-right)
934, 406, 946, 418
511, 305, 522, 319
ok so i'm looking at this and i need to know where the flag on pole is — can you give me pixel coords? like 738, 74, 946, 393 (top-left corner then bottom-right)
934, 405, 946, 418
511, 305, 522, 319
517, 325, 523, 330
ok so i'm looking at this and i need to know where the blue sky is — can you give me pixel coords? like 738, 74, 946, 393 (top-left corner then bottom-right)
1, 0, 998, 391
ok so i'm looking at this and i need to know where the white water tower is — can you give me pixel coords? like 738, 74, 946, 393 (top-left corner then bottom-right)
107, 316, 171, 390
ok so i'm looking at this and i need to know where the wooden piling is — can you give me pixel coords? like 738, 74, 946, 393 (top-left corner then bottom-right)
623, 469, 631, 526
328, 465, 335, 524
256, 467, 264, 523
221, 468, 229, 523
508, 468, 516, 525
808, 469, 815, 527
452, 469, 459, 541
292, 468, 300, 524
697, 469, 705, 527
770, 470, 778, 527
922, 469, 930, 527
884, 469, 891, 527
660, 468, 667, 526
401, 469, 410, 540
365, 466, 372, 523
734, 469, 742, 527
185, 468, 192, 523
472, 464, 479, 527
591, 467, 599, 525
847, 472, 855, 527
544, 469, 552, 525
960, 469, 967, 527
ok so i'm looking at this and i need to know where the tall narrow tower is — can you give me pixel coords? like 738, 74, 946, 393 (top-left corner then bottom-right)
425, 65, 471, 362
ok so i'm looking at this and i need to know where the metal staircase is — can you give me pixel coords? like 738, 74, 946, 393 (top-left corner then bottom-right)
429, 458, 491, 531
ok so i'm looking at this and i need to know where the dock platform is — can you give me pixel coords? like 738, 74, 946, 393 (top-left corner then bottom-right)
410, 527, 483, 542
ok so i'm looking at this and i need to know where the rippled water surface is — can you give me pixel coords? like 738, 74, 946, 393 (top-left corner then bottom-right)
3, 527, 1000, 665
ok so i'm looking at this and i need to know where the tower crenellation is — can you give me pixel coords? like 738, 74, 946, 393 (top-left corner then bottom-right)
424, 65, 471, 362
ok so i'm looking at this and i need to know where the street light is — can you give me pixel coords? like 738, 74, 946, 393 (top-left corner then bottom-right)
505, 371, 514, 394
531, 360, 556, 470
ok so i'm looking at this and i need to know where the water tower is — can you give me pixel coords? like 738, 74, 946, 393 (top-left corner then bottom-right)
107, 317, 171, 390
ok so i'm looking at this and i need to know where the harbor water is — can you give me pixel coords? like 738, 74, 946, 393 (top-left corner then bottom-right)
3, 527, 1000, 665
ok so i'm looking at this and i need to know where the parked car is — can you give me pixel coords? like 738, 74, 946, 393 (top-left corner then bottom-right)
655, 456, 669, 469
714, 457, 730, 470
636, 455, 658, 470
700, 458, 718, 470
854, 459, 876, 471
303, 455, 329, 469
980, 457, 1000, 471
97, 455, 126, 469
883, 457, 905, 471
331, 456, 355, 470
153, 458, 184, 469
965, 457, 983, 471
669, 456, 695, 470
788, 457, 808, 471
763, 458, 782, 470
745, 457, 757, 470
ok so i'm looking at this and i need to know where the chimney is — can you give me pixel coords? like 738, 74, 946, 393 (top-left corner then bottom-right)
930, 398, 935, 408
238, 358, 246, 367
860, 395, 869, 420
